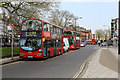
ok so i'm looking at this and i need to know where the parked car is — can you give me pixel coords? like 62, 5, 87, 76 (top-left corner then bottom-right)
4, 43, 12, 47
100, 42, 107, 46
80, 42, 86, 47
63, 38, 69, 52
13, 42, 19, 47
86, 40, 92, 45
0, 43, 5, 47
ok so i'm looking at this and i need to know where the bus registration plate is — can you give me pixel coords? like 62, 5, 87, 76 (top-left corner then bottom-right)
28, 56, 33, 58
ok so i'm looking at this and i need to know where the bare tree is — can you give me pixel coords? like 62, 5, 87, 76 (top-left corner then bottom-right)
95, 29, 105, 40
103, 29, 111, 40
0, 1, 59, 35
48, 9, 78, 30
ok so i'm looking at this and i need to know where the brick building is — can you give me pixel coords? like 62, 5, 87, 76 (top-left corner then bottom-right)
77, 27, 92, 42
86, 29, 92, 40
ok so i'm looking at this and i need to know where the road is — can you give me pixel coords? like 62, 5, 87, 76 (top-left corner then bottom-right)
2, 45, 99, 78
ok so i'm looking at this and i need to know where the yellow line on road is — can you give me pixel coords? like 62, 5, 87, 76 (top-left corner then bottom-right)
22, 61, 44, 62
72, 62, 85, 78
1, 60, 45, 67
0, 61, 22, 67
72, 49, 100, 79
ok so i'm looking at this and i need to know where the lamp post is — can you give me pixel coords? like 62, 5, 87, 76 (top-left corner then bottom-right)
103, 25, 110, 48
75, 17, 82, 31
103, 25, 110, 40
11, 23, 14, 60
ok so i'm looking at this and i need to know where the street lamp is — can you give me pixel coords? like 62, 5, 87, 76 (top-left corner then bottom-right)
103, 25, 111, 48
75, 17, 82, 31
103, 25, 110, 40
11, 23, 14, 60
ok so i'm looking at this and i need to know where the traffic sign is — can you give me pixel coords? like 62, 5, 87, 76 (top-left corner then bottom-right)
7, 26, 12, 32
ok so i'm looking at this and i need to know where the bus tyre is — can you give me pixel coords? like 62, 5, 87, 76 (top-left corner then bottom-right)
63, 49, 65, 53
67, 48, 69, 52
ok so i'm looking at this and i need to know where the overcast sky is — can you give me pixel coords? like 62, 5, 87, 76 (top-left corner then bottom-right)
60, 1, 118, 34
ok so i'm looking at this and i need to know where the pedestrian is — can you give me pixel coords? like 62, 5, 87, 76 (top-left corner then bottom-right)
107, 40, 110, 48
111, 41, 113, 46
98, 40, 100, 46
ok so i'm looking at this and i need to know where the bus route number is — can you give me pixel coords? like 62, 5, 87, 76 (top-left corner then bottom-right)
27, 32, 36, 37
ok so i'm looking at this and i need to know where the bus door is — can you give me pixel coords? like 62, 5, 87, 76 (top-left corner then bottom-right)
54, 40, 57, 56
43, 40, 47, 57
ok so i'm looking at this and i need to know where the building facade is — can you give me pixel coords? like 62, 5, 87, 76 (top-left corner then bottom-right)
111, 18, 119, 46
77, 27, 92, 42
87, 29, 92, 40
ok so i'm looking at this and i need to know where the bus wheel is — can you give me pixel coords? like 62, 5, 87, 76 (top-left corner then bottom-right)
67, 48, 69, 52
59, 50, 61, 55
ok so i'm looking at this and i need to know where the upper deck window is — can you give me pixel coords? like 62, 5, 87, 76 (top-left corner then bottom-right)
44, 23, 50, 32
63, 31, 73, 35
22, 20, 42, 31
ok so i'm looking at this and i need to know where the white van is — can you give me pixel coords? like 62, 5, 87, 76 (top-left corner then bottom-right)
63, 38, 69, 52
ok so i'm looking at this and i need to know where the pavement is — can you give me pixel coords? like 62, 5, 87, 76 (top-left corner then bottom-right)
0, 56, 21, 65
81, 46, 119, 78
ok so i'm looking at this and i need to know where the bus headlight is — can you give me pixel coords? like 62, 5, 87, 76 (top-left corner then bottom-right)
39, 49, 42, 51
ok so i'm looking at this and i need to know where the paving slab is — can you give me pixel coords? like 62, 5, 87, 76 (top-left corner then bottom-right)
99, 48, 118, 72
81, 48, 118, 78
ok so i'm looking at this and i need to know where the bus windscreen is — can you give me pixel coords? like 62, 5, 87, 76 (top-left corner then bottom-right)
20, 38, 41, 51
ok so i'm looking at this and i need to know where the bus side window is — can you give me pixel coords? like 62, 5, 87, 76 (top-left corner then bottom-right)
47, 40, 51, 48
59, 40, 61, 47
60, 29, 63, 34
44, 23, 47, 31
51, 40, 54, 47
50, 25, 53, 32
58, 28, 60, 34
58, 40, 60, 47
53, 26, 56, 33
57, 27, 59, 34
57, 40, 62, 47
56, 40, 58, 47
47, 24, 50, 32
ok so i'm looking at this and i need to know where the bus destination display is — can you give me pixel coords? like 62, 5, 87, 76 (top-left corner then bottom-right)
21, 31, 41, 37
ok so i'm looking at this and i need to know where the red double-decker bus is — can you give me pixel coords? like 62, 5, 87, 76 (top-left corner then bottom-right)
92, 39, 96, 45
63, 30, 80, 49
19, 18, 63, 58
